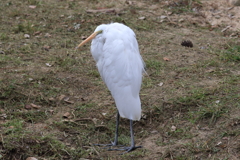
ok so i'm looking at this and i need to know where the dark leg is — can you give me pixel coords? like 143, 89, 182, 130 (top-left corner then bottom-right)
108, 119, 142, 153
112, 111, 120, 145
94, 111, 120, 147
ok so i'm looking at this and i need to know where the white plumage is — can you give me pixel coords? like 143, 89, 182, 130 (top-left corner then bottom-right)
90, 23, 144, 120
76, 22, 144, 153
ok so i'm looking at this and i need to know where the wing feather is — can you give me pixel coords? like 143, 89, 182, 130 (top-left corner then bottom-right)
93, 23, 144, 120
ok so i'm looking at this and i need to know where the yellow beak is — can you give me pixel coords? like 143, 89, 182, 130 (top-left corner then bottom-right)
76, 30, 102, 49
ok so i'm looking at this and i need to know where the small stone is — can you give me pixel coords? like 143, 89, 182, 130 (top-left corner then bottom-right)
24, 34, 30, 39
45, 63, 52, 67
171, 126, 176, 132
160, 15, 167, 19
30, 103, 41, 109
44, 33, 51, 37
26, 157, 38, 160
74, 24, 81, 30
178, 18, 184, 22
138, 16, 146, 20
215, 100, 220, 103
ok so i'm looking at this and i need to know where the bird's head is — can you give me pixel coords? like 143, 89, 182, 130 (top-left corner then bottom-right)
76, 29, 103, 49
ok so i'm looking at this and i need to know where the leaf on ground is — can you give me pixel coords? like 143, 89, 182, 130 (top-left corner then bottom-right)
58, 95, 66, 101
43, 45, 51, 51
138, 16, 146, 20
30, 103, 41, 109
64, 100, 74, 104
160, 15, 167, 19
33, 31, 41, 35
150, 130, 158, 134
216, 141, 222, 146
92, 118, 98, 125
0, 114, 7, 119
62, 97, 74, 104
126, 0, 134, 5
29, 5, 36, 9
48, 110, 54, 114
163, 57, 170, 61
25, 104, 32, 110
86, 8, 116, 13
63, 112, 71, 118
206, 69, 215, 73
81, 36, 87, 40
178, 18, 184, 22
222, 137, 229, 140
48, 97, 55, 101
44, 33, 51, 37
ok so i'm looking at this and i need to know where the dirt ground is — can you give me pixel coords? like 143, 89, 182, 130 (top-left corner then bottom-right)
0, 0, 239, 159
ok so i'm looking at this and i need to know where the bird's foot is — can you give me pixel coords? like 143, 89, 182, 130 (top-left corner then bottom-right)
93, 142, 124, 149
108, 145, 142, 154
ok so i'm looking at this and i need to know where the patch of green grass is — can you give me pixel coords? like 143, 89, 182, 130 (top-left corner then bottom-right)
53, 121, 78, 133
142, 77, 154, 88
19, 110, 48, 123
121, 148, 147, 158
167, 126, 193, 139
87, 69, 100, 78
0, 33, 9, 41
3, 119, 24, 134
18, 44, 33, 54
0, 81, 17, 98
75, 103, 96, 114
145, 59, 164, 76
118, 134, 131, 145
0, 55, 23, 67
183, 80, 239, 124
200, 59, 220, 68
13, 21, 36, 34
174, 88, 207, 106
3, 132, 87, 159
223, 127, 240, 138
168, 0, 202, 14
27, 0, 43, 5
54, 56, 81, 71
171, 86, 231, 125
134, 20, 153, 31
223, 75, 240, 85
221, 45, 240, 62
60, 39, 76, 48
196, 104, 228, 124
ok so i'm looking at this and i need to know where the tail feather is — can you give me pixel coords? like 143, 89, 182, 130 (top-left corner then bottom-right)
112, 86, 141, 121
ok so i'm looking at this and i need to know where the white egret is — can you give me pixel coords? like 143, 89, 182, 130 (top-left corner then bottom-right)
76, 23, 145, 153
